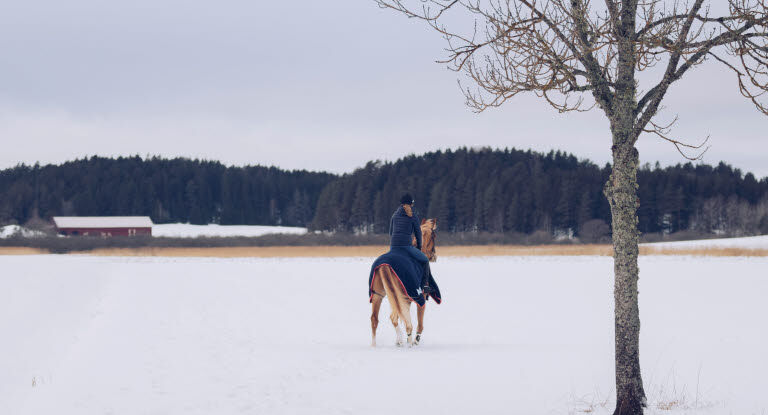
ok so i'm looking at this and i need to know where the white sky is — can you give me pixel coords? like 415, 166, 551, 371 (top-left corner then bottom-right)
0, 1, 766, 177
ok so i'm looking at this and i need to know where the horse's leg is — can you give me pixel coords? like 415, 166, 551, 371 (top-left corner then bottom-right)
382, 269, 414, 346
390, 310, 403, 346
394, 289, 414, 346
371, 294, 383, 347
370, 271, 386, 347
378, 267, 404, 346
415, 296, 426, 345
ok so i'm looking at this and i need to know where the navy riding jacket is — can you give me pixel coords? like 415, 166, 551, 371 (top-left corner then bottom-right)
389, 205, 422, 249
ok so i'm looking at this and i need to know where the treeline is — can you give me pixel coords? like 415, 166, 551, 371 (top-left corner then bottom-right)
2, 150, 768, 238
0, 156, 335, 226
310, 148, 768, 237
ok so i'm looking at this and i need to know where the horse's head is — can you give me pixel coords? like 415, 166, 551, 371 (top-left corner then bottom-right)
420, 218, 438, 262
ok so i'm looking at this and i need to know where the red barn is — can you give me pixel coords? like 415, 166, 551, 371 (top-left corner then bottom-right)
53, 216, 153, 237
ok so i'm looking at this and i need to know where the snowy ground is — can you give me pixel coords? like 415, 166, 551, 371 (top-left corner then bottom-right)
1, 254, 766, 415
642, 234, 768, 250
0, 223, 308, 239
152, 224, 308, 238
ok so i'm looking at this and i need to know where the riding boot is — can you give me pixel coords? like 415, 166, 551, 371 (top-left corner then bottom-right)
421, 262, 432, 294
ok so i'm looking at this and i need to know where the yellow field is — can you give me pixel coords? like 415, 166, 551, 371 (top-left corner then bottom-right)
1, 244, 767, 257
0, 247, 48, 255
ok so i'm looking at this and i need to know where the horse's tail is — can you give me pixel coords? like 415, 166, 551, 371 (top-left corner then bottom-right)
376, 265, 410, 321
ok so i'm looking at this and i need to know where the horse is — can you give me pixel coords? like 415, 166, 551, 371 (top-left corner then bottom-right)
369, 218, 438, 347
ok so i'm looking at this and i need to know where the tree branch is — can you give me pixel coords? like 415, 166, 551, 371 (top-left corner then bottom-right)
643, 118, 711, 161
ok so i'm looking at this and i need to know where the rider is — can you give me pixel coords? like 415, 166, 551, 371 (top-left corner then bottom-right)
389, 193, 432, 292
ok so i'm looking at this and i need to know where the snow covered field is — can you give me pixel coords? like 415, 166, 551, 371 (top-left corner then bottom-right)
642, 234, 768, 250
152, 224, 308, 238
1, 254, 766, 415
0, 223, 308, 239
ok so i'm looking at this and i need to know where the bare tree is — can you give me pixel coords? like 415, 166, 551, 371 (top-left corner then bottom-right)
374, 1, 768, 414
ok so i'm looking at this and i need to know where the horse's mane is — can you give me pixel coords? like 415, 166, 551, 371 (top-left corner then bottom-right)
420, 219, 438, 262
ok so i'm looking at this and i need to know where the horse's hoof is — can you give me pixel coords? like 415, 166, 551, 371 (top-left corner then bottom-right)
414, 334, 421, 345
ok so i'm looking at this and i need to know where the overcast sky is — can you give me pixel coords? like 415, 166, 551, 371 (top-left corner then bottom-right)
1, 1, 766, 177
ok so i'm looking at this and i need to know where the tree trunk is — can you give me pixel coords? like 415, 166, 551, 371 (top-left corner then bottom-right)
605, 3, 646, 411
605, 140, 646, 415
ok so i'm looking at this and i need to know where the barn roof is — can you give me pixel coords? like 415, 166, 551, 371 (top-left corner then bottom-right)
53, 216, 154, 229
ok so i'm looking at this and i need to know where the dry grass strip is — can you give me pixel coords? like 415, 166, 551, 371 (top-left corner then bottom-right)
79, 246, 392, 258
0, 247, 48, 255
2, 245, 767, 257
439, 244, 615, 256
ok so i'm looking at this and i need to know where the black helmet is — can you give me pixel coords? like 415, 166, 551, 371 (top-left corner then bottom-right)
399, 193, 414, 205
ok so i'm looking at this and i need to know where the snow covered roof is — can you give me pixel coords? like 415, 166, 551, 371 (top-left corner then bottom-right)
53, 216, 153, 229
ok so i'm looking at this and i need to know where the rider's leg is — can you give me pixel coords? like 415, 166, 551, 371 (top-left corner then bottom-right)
422, 262, 432, 291
405, 246, 431, 291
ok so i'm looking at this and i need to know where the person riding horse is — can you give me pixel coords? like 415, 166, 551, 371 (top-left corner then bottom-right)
389, 193, 433, 292
369, 195, 440, 346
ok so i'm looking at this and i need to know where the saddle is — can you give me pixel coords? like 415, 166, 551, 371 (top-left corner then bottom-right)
368, 246, 442, 307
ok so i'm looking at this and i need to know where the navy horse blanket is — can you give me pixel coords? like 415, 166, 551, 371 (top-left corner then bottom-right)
368, 246, 442, 307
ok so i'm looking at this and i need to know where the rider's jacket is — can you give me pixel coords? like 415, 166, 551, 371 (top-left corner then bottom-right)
389, 205, 422, 249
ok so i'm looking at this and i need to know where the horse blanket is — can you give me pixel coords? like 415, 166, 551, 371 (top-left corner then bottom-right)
368, 246, 442, 307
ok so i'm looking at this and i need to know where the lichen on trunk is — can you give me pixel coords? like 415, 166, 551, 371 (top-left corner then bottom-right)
604, 139, 646, 415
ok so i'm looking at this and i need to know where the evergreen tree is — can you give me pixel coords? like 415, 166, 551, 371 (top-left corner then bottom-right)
2, 151, 767, 236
